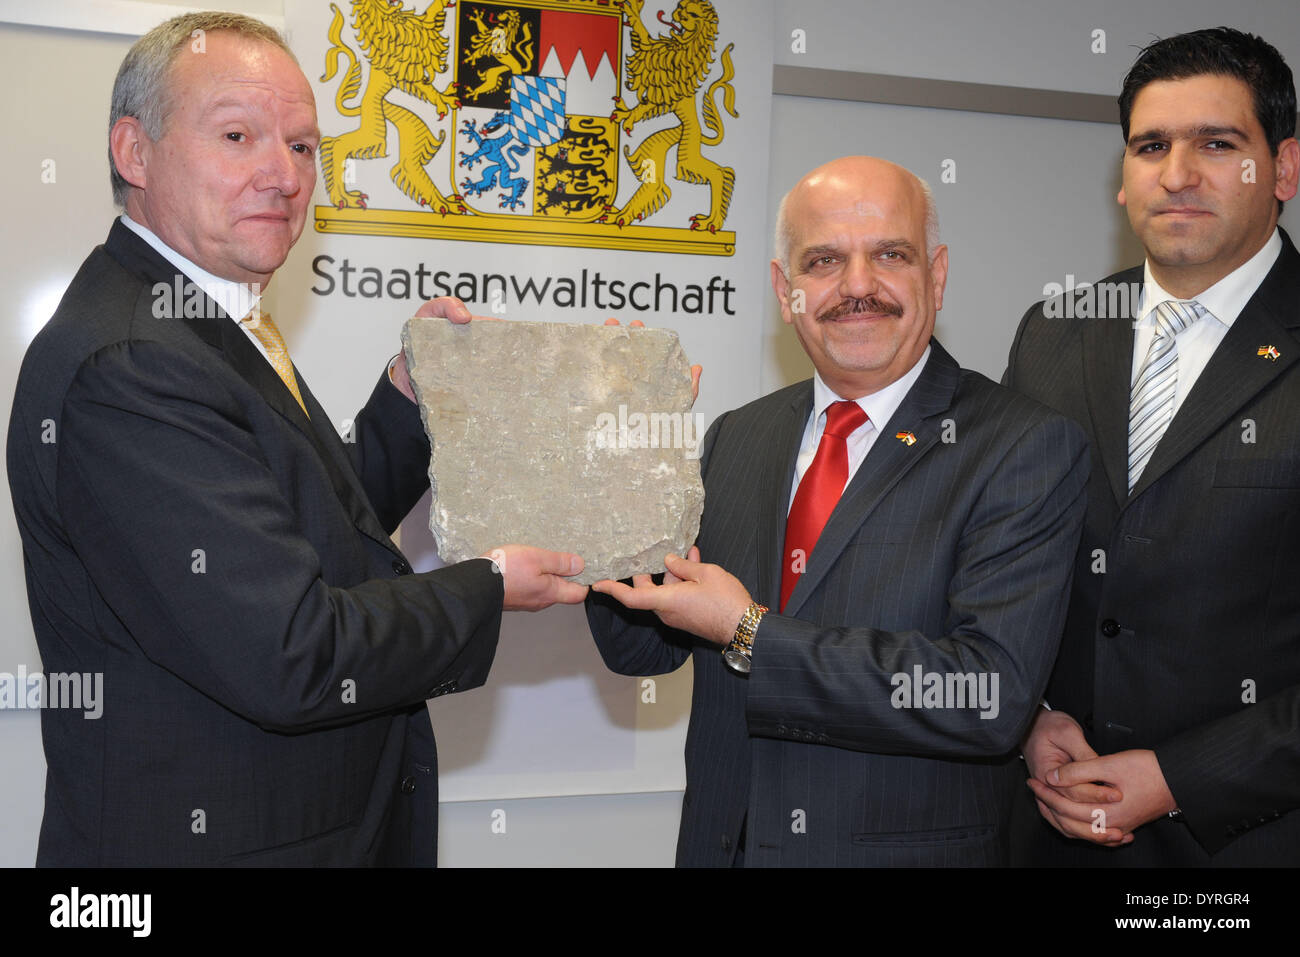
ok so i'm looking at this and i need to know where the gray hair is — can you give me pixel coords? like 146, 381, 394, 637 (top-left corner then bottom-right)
773, 170, 942, 275
109, 12, 295, 207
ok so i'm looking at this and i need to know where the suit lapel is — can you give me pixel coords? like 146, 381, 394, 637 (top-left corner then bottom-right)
1129, 241, 1300, 500
201, 309, 320, 434
106, 221, 401, 556
782, 340, 959, 618
755, 385, 811, 608
1081, 313, 1136, 510
221, 323, 397, 548
295, 375, 401, 549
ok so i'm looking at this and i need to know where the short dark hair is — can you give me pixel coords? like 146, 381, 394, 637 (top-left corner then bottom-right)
1119, 27, 1296, 154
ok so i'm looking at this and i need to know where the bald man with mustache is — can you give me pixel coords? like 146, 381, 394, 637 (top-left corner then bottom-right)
585, 156, 1091, 867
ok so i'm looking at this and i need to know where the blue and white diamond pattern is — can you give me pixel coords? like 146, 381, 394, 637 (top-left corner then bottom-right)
510, 75, 567, 148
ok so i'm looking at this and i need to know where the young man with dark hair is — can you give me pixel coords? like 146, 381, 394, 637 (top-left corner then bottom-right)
1005, 27, 1300, 866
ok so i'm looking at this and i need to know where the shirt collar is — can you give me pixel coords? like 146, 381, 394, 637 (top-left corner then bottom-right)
811, 344, 932, 433
1138, 227, 1282, 330
120, 214, 263, 322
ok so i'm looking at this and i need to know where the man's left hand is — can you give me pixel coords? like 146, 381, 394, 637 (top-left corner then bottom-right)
1029, 748, 1177, 844
392, 297, 497, 401
415, 296, 490, 323
591, 547, 752, 645
604, 318, 702, 403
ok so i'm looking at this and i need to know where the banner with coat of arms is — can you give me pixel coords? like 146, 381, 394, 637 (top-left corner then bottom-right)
282, 0, 774, 804
308, 0, 745, 255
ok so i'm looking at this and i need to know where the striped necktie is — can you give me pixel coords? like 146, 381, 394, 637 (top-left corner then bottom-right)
1128, 299, 1204, 491
240, 310, 309, 417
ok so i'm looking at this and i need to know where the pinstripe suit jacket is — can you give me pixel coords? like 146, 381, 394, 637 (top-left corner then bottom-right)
1005, 229, 1300, 866
587, 339, 1089, 866
7, 222, 503, 865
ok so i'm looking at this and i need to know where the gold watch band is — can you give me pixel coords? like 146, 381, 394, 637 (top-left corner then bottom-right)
723, 602, 768, 674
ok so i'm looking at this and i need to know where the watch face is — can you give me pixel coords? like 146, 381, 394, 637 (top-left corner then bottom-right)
724, 649, 751, 675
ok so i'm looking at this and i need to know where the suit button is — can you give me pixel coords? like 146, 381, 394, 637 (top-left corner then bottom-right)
777, 724, 787, 734
1100, 619, 1120, 637
393, 558, 412, 575
400, 776, 416, 794
721, 834, 731, 850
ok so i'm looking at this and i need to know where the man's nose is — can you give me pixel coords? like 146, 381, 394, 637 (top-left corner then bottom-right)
839, 254, 881, 299
1159, 142, 1201, 193
257, 143, 303, 194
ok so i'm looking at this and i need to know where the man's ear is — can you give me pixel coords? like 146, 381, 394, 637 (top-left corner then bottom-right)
771, 259, 793, 325
1117, 146, 1128, 207
929, 244, 949, 312
1273, 137, 1300, 204
109, 116, 150, 193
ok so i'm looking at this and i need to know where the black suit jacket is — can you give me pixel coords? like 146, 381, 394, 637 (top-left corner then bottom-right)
587, 340, 1090, 866
1004, 229, 1300, 866
6, 221, 503, 865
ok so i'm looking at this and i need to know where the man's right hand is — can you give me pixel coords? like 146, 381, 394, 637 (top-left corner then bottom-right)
1022, 706, 1128, 844
482, 545, 588, 611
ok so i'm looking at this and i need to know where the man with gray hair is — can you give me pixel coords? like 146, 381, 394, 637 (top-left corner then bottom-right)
585, 155, 1090, 866
7, 11, 587, 866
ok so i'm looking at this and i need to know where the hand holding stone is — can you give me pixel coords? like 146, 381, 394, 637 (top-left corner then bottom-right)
603, 317, 702, 402
392, 299, 502, 400
415, 296, 500, 323
591, 547, 752, 645
483, 544, 589, 611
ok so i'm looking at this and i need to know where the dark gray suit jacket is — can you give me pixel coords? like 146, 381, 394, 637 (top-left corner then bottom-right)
7, 221, 502, 865
1004, 229, 1300, 866
588, 340, 1089, 866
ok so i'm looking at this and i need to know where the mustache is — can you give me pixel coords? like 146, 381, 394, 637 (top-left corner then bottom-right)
817, 296, 904, 320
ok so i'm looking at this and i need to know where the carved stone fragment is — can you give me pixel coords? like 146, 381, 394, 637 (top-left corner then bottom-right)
402, 319, 704, 584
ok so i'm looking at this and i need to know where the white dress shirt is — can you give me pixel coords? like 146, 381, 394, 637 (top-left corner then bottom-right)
788, 345, 931, 512
1131, 228, 1282, 412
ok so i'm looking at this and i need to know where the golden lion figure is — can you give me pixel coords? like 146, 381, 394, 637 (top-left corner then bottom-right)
605, 0, 737, 233
318, 0, 463, 214
461, 7, 535, 100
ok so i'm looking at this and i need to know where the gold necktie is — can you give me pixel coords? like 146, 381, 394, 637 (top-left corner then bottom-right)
240, 311, 309, 417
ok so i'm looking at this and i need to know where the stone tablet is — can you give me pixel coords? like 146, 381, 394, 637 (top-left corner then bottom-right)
402, 319, 705, 584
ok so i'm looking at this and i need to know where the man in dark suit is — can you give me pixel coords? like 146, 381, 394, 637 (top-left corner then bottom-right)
586, 156, 1090, 866
1005, 27, 1300, 865
6, 12, 586, 866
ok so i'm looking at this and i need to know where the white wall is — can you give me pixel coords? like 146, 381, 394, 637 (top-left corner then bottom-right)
772, 0, 1300, 93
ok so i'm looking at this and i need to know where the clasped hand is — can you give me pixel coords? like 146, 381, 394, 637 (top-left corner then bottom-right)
1022, 707, 1177, 847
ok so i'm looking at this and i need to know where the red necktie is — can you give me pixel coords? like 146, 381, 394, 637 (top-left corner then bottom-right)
780, 400, 868, 612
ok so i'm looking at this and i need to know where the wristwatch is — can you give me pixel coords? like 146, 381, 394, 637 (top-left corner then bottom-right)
723, 602, 767, 675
